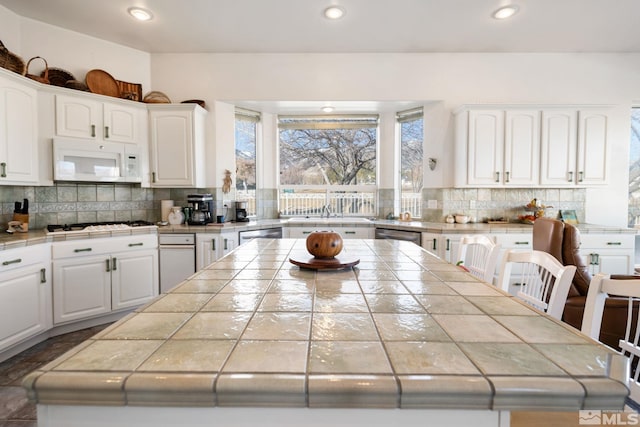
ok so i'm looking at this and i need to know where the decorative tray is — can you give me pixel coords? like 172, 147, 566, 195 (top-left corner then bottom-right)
289, 254, 360, 270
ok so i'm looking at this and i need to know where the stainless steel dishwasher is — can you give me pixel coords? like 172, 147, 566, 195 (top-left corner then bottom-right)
374, 227, 422, 246
159, 234, 195, 293
238, 227, 283, 245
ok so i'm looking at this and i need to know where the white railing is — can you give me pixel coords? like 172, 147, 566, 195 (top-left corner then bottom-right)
401, 192, 421, 217
280, 192, 376, 216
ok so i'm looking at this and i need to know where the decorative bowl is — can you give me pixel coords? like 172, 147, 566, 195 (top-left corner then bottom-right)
455, 215, 470, 224
306, 230, 343, 259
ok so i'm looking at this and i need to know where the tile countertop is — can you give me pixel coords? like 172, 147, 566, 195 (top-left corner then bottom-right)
23, 239, 629, 411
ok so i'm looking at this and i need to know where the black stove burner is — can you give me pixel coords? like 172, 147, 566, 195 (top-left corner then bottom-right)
46, 220, 154, 233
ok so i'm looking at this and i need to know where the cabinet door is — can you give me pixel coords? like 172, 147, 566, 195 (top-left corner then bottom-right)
196, 235, 218, 270
0, 78, 39, 183
540, 109, 577, 186
55, 95, 101, 139
103, 102, 141, 144
111, 250, 159, 311
53, 255, 111, 324
0, 264, 51, 350
467, 110, 504, 186
219, 234, 237, 258
577, 109, 608, 185
442, 235, 464, 264
503, 110, 540, 186
149, 110, 194, 186
421, 232, 442, 257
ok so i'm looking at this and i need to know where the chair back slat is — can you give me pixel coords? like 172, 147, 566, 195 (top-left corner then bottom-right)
456, 235, 501, 283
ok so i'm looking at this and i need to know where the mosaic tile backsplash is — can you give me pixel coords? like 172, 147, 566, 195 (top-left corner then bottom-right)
0, 184, 585, 230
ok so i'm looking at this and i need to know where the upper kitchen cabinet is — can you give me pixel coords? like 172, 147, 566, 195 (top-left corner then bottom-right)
148, 104, 207, 188
455, 108, 539, 187
55, 94, 146, 144
540, 108, 608, 186
0, 70, 39, 184
454, 105, 609, 188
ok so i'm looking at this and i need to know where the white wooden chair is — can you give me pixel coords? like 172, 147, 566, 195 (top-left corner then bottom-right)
497, 249, 576, 320
582, 273, 640, 405
456, 235, 501, 283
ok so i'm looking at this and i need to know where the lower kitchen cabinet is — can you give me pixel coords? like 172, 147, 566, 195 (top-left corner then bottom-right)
52, 235, 158, 324
0, 244, 51, 352
196, 232, 238, 270
579, 234, 635, 275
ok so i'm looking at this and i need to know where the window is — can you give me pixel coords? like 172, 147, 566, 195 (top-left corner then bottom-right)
629, 107, 640, 227
278, 115, 378, 216
235, 109, 259, 217
398, 107, 424, 218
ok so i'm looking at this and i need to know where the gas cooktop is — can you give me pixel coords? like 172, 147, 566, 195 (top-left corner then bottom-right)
46, 220, 155, 234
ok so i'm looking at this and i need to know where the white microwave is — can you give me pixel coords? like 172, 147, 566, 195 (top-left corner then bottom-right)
53, 138, 142, 183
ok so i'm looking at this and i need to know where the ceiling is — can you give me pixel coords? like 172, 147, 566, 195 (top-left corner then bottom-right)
1, 0, 639, 54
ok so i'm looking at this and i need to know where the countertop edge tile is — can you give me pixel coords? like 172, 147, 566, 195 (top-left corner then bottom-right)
578, 377, 630, 410
398, 375, 492, 409
308, 374, 399, 408
489, 376, 585, 411
31, 371, 128, 405
216, 373, 306, 407
125, 373, 216, 407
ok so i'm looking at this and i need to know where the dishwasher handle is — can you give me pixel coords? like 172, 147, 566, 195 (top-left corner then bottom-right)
159, 244, 195, 249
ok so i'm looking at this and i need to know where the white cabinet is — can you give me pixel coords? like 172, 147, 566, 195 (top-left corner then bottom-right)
55, 94, 146, 144
579, 234, 635, 276
455, 105, 609, 188
540, 108, 608, 186
0, 245, 51, 352
288, 226, 372, 240
52, 235, 158, 324
196, 232, 238, 270
421, 232, 442, 257
0, 71, 39, 184
148, 104, 207, 187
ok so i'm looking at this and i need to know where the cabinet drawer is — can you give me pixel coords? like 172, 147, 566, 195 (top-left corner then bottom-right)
339, 228, 372, 239
579, 234, 635, 249
53, 235, 158, 259
0, 244, 50, 273
493, 234, 532, 249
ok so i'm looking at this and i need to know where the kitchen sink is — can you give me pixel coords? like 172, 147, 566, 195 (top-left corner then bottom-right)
287, 217, 373, 224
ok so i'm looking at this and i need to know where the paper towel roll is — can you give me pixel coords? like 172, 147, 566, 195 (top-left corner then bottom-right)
161, 200, 174, 222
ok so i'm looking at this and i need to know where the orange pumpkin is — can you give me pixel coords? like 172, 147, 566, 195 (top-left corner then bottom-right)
306, 230, 343, 258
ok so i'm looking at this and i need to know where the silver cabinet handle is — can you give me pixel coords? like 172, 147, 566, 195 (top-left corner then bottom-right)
112, 257, 117, 271
91, 124, 96, 137
514, 241, 529, 245
40, 268, 46, 283
446, 238, 450, 251
0, 162, 6, 178
579, 171, 584, 182
224, 238, 228, 250
128, 243, 144, 247
607, 242, 622, 246
345, 231, 356, 235
495, 171, 500, 182
302, 231, 311, 235
104, 126, 109, 139
568, 171, 574, 182
505, 171, 510, 183
74, 248, 92, 253
106, 259, 111, 272
2, 258, 21, 266
152, 172, 156, 183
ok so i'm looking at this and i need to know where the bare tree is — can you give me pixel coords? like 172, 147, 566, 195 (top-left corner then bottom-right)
401, 119, 423, 193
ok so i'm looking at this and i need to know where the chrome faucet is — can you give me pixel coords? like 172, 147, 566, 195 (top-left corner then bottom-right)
322, 204, 332, 218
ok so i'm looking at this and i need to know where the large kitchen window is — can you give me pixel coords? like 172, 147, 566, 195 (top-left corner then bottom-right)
278, 114, 378, 216
235, 109, 259, 217
629, 107, 640, 227
398, 107, 424, 218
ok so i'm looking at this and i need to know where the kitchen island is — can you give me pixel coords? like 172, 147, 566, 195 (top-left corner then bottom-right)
23, 238, 629, 427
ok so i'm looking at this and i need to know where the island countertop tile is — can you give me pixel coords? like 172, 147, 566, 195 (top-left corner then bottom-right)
23, 238, 630, 411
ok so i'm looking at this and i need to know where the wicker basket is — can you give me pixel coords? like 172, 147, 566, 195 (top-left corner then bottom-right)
46, 67, 75, 87
117, 79, 142, 101
25, 56, 49, 84
0, 40, 25, 75
143, 91, 171, 104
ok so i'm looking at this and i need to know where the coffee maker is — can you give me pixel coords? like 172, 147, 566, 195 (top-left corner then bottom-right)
187, 194, 214, 225
235, 201, 249, 222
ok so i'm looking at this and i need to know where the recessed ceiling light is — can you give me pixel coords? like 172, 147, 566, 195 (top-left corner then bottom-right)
492, 5, 519, 19
128, 7, 153, 21
321, 105, 335, 113
324, 6, 345, 20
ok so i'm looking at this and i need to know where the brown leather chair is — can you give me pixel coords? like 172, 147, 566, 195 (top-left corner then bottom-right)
533, 217, 637, 350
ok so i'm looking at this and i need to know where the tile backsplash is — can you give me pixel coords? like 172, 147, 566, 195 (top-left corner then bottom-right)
0, 184, 586, 231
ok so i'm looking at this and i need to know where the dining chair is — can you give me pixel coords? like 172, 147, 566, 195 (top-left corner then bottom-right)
456, 235, 501, 283
497, 249, 576, 320
581, 273, 640, 405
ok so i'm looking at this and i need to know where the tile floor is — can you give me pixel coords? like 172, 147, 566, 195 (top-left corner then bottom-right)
0, 323, 112, 427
